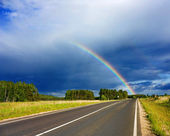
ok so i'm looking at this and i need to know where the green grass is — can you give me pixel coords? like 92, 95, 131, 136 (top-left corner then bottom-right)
0, 100, 104, 121
140, 97, 170, 136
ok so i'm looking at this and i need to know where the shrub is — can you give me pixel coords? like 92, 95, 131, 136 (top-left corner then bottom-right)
101, 95, 107, 100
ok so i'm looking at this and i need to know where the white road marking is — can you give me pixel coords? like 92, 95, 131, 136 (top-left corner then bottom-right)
133, 99, 138, 136
35, 102, 119, 136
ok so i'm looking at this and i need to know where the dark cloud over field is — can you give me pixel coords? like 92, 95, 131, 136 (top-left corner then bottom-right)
0, 0, 170, 95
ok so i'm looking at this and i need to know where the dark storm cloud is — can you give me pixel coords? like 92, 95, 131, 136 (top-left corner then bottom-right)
0, 0, 170, 95
154, 83, 170, 90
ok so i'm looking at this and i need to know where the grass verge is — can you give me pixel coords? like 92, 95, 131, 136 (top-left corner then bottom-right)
140, 97, 170, 136
0, 100, 105, 121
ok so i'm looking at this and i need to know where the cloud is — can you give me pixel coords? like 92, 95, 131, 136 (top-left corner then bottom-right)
1, 0, 170, 49
154, 83, 170, 90
127, 75, 170, 94
0, 0, 170, 95
1, 0, 170, 60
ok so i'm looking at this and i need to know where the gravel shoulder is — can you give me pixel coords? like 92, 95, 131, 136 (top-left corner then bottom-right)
138, 100, 155, 136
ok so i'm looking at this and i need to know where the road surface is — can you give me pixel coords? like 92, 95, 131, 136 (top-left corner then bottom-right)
0, 99, 141, 136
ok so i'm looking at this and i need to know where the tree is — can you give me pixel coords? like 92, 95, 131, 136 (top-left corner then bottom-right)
99, 88, 128, 100
0, 81, 39, 102
118, 90, 123, 99
101, 95, 107, 100
122, 91, 128, 99
65, 90, 94, 100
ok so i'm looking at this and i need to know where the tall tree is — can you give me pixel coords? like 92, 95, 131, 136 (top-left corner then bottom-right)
65, 90, 94, 100
0, 81, 39, 102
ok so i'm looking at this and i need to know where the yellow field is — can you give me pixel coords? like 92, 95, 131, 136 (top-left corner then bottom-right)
0, 100, 103, 121
140, 96, 170, 136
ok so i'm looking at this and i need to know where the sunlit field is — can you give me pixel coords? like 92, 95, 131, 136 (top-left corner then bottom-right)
0, 100, 104, 121
140, 96, 170, 136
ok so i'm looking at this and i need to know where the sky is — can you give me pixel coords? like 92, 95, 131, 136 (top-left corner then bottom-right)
0, 0, 170, 96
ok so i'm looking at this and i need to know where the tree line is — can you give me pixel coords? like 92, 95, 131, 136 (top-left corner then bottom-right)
0, 80, 129, 102
0, 81, 39, 102
65, 89, 128, 100
39, 94, 64, 101
99, 89, 128, 100
65, 90, 95, 100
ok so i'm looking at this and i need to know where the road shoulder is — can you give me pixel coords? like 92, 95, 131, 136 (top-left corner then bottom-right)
138, 100, 155, 136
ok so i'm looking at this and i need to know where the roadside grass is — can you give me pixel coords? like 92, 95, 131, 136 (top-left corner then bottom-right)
140, 96, 170, 136
0, 100, 105, 121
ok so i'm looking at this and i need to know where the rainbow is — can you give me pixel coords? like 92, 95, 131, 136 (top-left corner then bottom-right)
71, 42, 135, 95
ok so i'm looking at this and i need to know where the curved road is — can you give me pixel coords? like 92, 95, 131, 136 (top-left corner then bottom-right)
0, 99, 141, 136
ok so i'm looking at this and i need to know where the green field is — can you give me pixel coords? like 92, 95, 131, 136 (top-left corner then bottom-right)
0, 100, 104, 121
140, 96, 170, 136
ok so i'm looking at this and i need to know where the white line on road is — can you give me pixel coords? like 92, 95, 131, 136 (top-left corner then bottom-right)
36, 102, 120, 136
133, 99, 138, 136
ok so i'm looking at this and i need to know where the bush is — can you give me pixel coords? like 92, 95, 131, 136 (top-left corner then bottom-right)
101, 95, 107, 100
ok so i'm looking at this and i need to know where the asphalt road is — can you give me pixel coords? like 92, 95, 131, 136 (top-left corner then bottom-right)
0, 99, 141, 136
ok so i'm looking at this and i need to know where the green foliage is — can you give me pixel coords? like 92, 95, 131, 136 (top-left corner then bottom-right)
140, 98, 170, 136
65, 90, 94, 100
39, 94, 64, 100
128, 94, 147, 98
101, 95, 107, 100
94, 97, 100, 100
0, 81, 39, 102
0, 101, 101, 121
99, 89, 128, 100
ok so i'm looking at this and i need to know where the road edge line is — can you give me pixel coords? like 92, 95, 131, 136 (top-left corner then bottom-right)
133, 99, 138, 136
